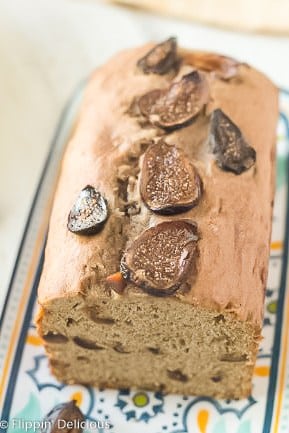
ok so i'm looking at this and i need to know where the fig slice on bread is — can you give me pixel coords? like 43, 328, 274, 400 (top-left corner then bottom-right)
140, 140, 202, 214
137, 37, 178, 75
67, 185, 108, 235
41, 401, 84, 433
209, 109, 256, 174
120, 221, 199, 296
138, 71, 209, 130
181, 51, 239, 80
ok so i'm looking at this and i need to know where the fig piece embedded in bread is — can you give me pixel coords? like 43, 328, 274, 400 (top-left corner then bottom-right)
140, 140, 202, 214
106, 271, 127, 294
67, 185, 108, 235
138, 70, 210, 130
137, 37, 178, 75
120, 220, 199, 297
209, 109, 256, 174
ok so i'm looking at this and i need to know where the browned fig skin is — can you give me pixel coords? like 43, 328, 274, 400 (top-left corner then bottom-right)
41, 400, 84, 433
120, 221, 199, 296
140, 141, 202, 214
67, 185, 108, 235
180, 50, 240, 80
137, 37, 179, 75
209, 109, 256, 174
138, 70, 210, 130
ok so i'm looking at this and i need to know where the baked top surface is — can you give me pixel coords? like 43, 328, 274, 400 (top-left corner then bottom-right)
38, 42, 278, 326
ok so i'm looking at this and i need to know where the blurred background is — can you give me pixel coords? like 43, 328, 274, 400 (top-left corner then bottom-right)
1, 0, 289, 310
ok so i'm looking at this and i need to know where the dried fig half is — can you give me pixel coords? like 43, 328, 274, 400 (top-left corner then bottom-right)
140, 141, 202, 214
120, 221, 199, 296
137, 37, 178, 75
209, 109, 256, 174
67, 185, 108, 235
41, 400, 84, 433
182, 51, 239, 80
138, 71, 209, 130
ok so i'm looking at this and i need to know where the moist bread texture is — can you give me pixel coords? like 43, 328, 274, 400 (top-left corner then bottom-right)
37, 40, 278, 398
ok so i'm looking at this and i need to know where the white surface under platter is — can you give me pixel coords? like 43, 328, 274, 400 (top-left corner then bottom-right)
0, 0, 289, 312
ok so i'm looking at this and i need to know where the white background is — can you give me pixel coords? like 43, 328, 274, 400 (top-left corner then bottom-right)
1, 0, 289, 312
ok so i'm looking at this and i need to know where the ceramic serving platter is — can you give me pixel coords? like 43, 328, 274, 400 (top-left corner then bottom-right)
0, 86, 289, 433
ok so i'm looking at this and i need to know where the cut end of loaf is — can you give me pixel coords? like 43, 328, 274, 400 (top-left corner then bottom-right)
37, 293, 260, 399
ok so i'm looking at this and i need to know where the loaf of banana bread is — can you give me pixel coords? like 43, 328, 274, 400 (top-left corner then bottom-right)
36, 38, 278, 398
